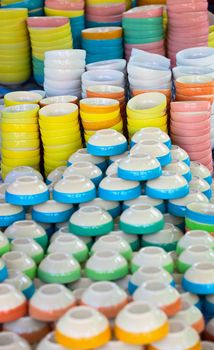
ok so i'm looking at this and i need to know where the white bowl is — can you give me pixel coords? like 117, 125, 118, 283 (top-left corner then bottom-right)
0, 332, 31, 350
176, 230, 214, 255
91, 235, 132, 260
170, 145, 190, 164
0, 203, 25, 228
87, 129, 127, 157
79, 197, 120, 219
86, 59, 126, 72
37, 331, 68, 350
32, 200, 74, 224
44, 79, 81, 90
172, 66, 214, 80
127, 92, 166, 112
11, 238, 44, 264
2, 251, 36, 279
123, 195, 164, 213
182, 262, 214, 295
68, 148, 106, 170
44, 68, 84, 81
130, 49, 170, 69
190, 162, 212, 182
0, 284, 27, 323
127, 63, 171, 81
46, 58, 85, 69
115, 301, 168, 345
176, 47, 214, 67
45, 49, 86, 60
46, 166, 66, 184
96, 341, 143, 350
109, 230, 139, 252
82, 70, 124, 88
130, 140, 170, 167
177, 245, 214, 273
172, 300, 204, 334
29, 284, 76, 322
163, 160, 191, 181
131, 127, 170, 147
5, 166, 43, 184
63, 161, 103, 186
5, 269, 34, 300
189, 176, 211, 197
163, 213, 184, 228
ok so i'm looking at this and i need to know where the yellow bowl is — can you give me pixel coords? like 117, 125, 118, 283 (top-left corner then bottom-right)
31, 35, 73, 48
30, 29, 72, 43
0, 34, 29, 45
40, 125, 80, 138
39, 103, 78, 122
0, 8, 28, 20
2, 132, 39, 141
44, 158, 67, 168
28, 22, 70, 35
1, 123, 39, 133
128, 123, 168, 135
0, 62, 30, 73
0, 70, 31, 85
2, 139, 40, 149
80, 109, 120, 121
39, 120, 79, 130
127, 116, 167, 128
44, 142, 82, 153
2, 148, 40, 159
2, 156, 40, 167
44, 7, 84, 17
0, 48, 30, 58
2, 104, 39, 119
4, 91, 43, 106
44, 149, 74, 161
127, 107, 167, 120
42, 134, 82, 147
84, 119, 123, 136
1, 117, 38, 125
127, 92, 167, 116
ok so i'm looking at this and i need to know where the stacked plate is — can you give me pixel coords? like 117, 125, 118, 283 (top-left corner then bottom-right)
127, 49, 171, 103
185, 203, 214, 236
1, 104, 41, 180
81, 27, 123, 64
127, 92, 168, 138
122, 5, 165, 60
0, 9, 31, 86
27, 17, 73, 86
1, 0, 44, 16
39, 103, 82, 176
167, 0, 209, 67
80, 98, 123, 142
85, 0, 126, 27
44, 0, 84, 48
170, 101, 213, 172
44, 49, 86, 99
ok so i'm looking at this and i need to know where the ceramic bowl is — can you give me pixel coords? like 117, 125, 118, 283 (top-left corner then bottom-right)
115, 301, 168, 345
4, 220, 48, 249
131, 247, 174, 274
29, 284, 76, 321
163, 160, 192, 182
120, 204, 164, 235
109, 231, 140, 252
130, 127, 171, 149
5, 269, 35, 300
0, 232, 10, 257
4, 91, 43, 106
79, 198, 121, 219
177, 245, 214, 274
0, 283, 27, 323
99, 174, 141, 201
148, 320, 200, 350
91, 235, 132, 261
189, 176, 212, 199
38, 252, 81, 284
69, 206, 113, 237
37, 331, 69, 350
133, 280, 181, 317
0, 203, 25, 228
82, 70, 124, 89
2, 251, 36, 280
45, 49, 86, 60
182, 262, 214, 295
123, 195, 165, 213
190, 162, 212, 185
2, 317, 50, 344
177, 230, 214, 255
0, 332, 31, 350
85, 250, 128, 281
202, 341, 214, 350
46, 166, 66, 185
55, 306, 111, 350
5, 176, 49, 206
32, 200, 74, 223
80, 281, 128, 318
118, 153, 162, 181
176, 47, 214, 66
142, 223, 183, 252
170, 145, 190, 165
204, 318, 214, 342
63, 161, 103, 186
53, 175, 96, 204
130, 140, 171, 167
67, 148, 107, 172
47, 234, 88, 263
5, 166, 43, 184
172, 300, 204, 334
40, 95, 78, 107
186, 202, 214, 225
128, 266, 174, 295
146, 171, 189, 200
52, 225, 93, 249
86, 59, 126, 72
87, 129, 127, 156
96, 341, 144, 350
11, 238, 44, 264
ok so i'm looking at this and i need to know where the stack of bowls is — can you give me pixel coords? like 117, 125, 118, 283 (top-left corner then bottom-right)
175, 75, 214, 103
122, 5, 165, 60
81, 27, 123, 64
44, 0, 84, 48
170, 101, 213, 172
185, 203, 214, 236
0, 9, 31, 86
39, 103, 82, 176
127, 49, 172, 102
80, 98, 123, 142
44, 49, 86, 98
167, 0, 209, 67
1, 104, 40, 180
127, 92, 168, 138
27, 17, 73, 86
82, 70, 125, 98
85, 0, 126, 27
1, 0, 44, 16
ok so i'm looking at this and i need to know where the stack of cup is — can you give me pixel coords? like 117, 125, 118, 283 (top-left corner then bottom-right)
44, 49, 86, 99
39, 103, 82, 176
80, 98, 123, 142
0, 9, 31, 86
127, 49, 171, 104
85, 0, 126, 27
167, 0, 209, 67
81, 27, 123, 64
122, 5, 165, 60
170, 101, 213, 172
44, 0, 84, 48
1, 104, 41, 180
27, 17, 73, 86
1, 0, 44, 16
127, 92, 168, 138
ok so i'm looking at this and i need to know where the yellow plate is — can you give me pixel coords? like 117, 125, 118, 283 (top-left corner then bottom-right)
44, 7, 84, 17
2, 156, 40, 167
2, 132, 39, 141
2, 139, 40, 149
2, 148, 40, 159
1, 123, 39, 132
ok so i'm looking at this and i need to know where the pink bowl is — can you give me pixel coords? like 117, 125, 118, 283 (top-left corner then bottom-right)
27, 17, 69, 28
186, 148, 212, 160
45, 0, 84, 10
170, 126, 210, 137
170, 101, 211, 113
171, 133, 210, 145
167, 2, 208, 12
167, 11, 208, 21
123, 5, 163, 19
170, 118, 210, 129
168, 34, 209, 45
193, 154, 213, 165
87, 3, 126, 16
125, 39, 164, 50
86, 13, 122, 22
